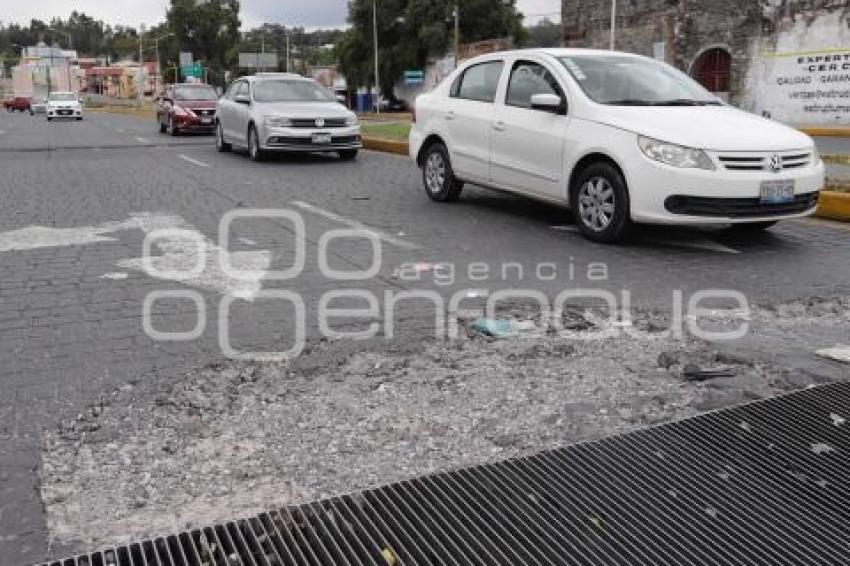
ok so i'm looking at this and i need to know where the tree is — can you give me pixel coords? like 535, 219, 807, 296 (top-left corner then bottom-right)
522, 18, 561, 48
337, 0, 525, 95
164, 0, 241, 84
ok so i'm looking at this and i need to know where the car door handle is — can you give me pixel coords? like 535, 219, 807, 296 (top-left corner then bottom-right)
445, 111, 455, 120
493, 121, 506, 132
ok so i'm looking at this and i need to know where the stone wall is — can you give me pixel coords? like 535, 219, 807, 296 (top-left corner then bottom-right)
561, 0, 850, 125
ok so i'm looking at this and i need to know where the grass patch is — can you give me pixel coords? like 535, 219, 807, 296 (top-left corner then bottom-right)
361, 121, 411, 141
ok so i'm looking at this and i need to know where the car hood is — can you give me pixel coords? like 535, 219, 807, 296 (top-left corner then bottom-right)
174, 99, 218, 109
253, 101, 352, 118
583, 104, 813, 151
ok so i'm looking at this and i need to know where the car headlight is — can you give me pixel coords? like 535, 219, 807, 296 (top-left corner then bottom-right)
345, 115, 359, 127
638, 136, 715, 170
265, 115, 292, 128
173, 105, 191, 117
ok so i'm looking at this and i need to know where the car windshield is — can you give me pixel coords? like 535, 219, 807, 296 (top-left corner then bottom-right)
174, 85, 218, 100
48, 93, 76, 101
252, 80, 334, 102
557, 55, 721, 106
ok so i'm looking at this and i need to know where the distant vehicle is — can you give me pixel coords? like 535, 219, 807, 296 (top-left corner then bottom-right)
29, 96, 47, 115
4, 97, 30, 112
375, 96, 408, 113
410, 48, 824, 243
216, 73, 361, 161
156, 83, 218, 135
46, 92, 83, 121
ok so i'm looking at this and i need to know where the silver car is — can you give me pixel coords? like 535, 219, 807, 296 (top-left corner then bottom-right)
29, 96, 47, 115
216, 73, 361, 161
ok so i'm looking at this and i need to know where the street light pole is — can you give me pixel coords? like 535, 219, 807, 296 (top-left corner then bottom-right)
610, 0, 617, 50
373, 0, 380, 114
454, 4, 460, 68
286, 33, 290, 73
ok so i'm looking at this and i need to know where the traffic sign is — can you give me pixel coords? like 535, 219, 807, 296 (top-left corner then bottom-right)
404, 70, 425, 85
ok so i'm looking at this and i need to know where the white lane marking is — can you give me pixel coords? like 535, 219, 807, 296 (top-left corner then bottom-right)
134, 136, 149, 143
100, 272, 129, 280
644, 236, 740, 254
116, 213, 271, 301
178, 154, 209, 168
0, 214, 271, 300
550, 224, 579, 232
291, 200, 417, 250
0, 220, 135, 252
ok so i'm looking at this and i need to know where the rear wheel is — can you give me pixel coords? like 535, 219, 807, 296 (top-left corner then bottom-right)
422, 143, 463, 202
215, 121, 231, 152
338, 149, 358, 161
571, 162, 632, 244
248, 124, 265, 161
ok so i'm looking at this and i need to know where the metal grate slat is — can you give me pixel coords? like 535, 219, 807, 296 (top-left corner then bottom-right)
42, 382, 850, 565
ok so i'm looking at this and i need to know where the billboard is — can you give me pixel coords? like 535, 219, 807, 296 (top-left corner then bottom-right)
239, 52, 278, 69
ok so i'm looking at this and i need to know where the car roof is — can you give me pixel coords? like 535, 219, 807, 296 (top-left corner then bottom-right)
246, 73, 309, 82
464, 47, 647, 62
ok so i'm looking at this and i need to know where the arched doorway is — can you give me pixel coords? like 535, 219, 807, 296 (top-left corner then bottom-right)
691, 48, 731, 94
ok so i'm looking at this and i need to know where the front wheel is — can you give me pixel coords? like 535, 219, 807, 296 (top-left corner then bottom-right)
338, 149, 358, 161
248, 124, 265, 161
571, 162, 632, 244
422, 143, 463, 202
46, 117, 53, 122
167, 116, 178, 136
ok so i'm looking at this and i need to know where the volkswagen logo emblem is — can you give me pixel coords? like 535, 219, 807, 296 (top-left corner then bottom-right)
768, 154, 783, 173
315, 118, 325, 128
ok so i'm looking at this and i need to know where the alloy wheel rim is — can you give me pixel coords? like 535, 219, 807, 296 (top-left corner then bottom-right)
425, 152, 446, 194
578, 176, 615, 232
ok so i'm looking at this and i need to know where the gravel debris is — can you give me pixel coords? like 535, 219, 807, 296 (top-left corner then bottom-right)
41, 296, 850, 554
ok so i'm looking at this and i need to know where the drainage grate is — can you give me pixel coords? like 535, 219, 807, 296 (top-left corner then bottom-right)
41, 382, 850, 566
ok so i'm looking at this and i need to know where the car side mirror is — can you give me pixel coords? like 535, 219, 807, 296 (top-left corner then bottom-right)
235, 94, 251, 105
530, 93, 566, 115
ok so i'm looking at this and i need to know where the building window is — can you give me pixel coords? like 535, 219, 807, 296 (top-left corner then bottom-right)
692, 48, 731, 93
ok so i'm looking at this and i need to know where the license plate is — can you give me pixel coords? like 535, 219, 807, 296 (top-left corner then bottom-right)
760, 179, 795, 204
59, 110, 71, 115
312, 133, 332, 144
200, 117, 212, 124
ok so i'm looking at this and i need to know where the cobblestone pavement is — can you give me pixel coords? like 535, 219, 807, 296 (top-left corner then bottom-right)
1, 111, 848, 563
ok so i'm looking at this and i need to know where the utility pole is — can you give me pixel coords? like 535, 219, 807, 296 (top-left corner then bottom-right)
454, 4, 460, 68
286, 33, 290, 73
609, 0, 617, 50
373, 0, 380, 113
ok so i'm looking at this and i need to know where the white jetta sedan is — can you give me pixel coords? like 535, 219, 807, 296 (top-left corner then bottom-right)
216, 73, 361, 161
410, 49, 824, 242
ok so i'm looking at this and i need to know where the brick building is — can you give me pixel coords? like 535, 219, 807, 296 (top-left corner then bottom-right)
561, 0, 850, 126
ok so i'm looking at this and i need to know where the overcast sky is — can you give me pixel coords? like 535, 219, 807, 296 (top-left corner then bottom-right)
2, 0, 561, 30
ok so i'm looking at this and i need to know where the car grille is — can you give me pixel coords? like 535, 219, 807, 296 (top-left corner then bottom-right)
38, 382, 850, 565
665, 191, 820, 217
290, 118, 347, 128
269, 135, 360, 146
717, 151, 812, 171
193, 108, 216, 117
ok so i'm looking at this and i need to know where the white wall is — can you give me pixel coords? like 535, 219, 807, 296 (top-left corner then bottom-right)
742, 11, 850, 125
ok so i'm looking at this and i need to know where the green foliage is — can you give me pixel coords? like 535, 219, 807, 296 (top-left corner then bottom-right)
521, 18, 562, 48
337, 0, 525, 93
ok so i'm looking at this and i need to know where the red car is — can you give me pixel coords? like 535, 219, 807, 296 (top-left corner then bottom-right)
156, 83, 218, 135
3, 97, 30, 112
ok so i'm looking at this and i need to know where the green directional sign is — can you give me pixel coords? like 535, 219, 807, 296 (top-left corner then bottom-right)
404, 70, 425, 85
181, 63, 203, 80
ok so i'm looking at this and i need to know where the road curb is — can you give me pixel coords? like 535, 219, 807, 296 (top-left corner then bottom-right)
816, 190, 850, 221
362, 137, 409, 156
798, 126, 850, 137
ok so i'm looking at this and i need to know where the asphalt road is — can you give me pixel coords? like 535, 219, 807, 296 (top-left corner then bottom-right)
1, 110, 849, 563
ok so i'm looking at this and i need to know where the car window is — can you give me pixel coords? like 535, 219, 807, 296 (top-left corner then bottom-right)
174, 85, 218, 100
451, 61, 504, 103
233, 82, 248, 99
506, 61, 563, 109
252, 80, 334, 102
224, 82, 238, 100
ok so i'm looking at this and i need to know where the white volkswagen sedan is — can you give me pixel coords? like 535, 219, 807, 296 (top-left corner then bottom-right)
216, 73, 361, 161
410, 49, 824, 243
